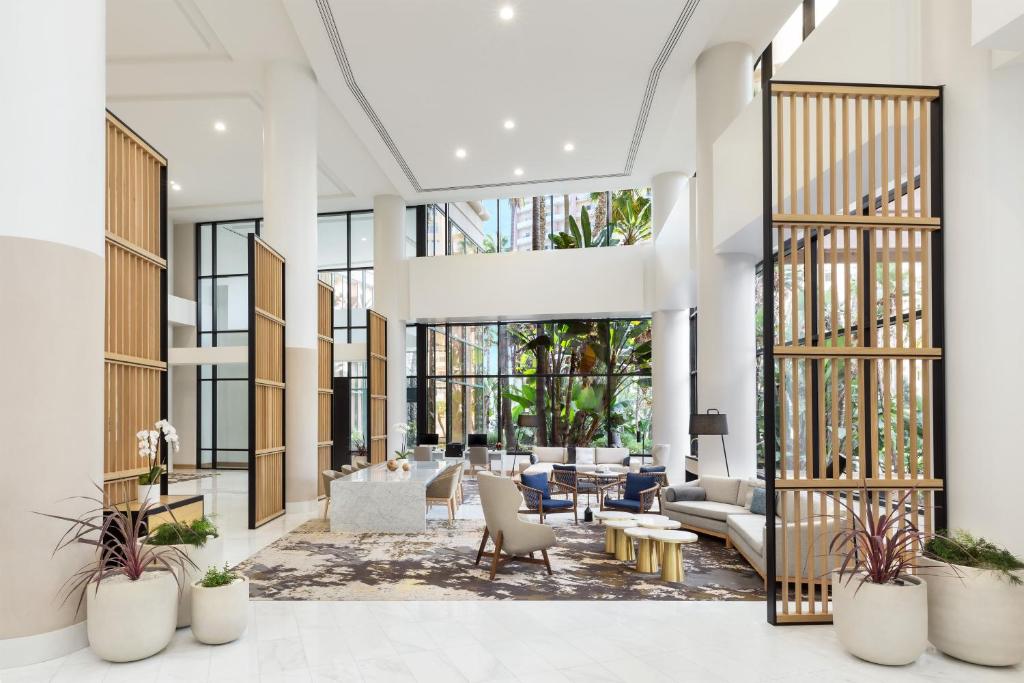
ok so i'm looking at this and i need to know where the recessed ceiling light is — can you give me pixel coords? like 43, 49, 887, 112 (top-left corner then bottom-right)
170, 181, 181, 191
499, 5, 514, 21
503, 119, 515, 130
455, 147, 467, 159
213, 120, 227, 133
361, 237, 367, 242
513, 167, 524, 177
563, 142, 575, 152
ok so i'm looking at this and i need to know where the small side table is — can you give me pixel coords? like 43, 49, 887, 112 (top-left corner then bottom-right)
593, 510, 636, 554
648, 530, 698, 583
624, 527, 658, 574
605, 520, 637, 562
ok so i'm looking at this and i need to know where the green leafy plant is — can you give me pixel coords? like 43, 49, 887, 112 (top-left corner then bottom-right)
200, 563, 239, 588
925, 530, 1024, 585
136, 419, 180, 485
609, 189, 652, 245
549, 207, 611, 249
146, 516, 219, 547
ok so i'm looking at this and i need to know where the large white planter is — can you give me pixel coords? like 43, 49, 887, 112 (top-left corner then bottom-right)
832, 572, 927, 665
86, 571, 177, 662
190, 577, 249, 645
155, 536, 223, 628
137, 482, 161, 508
922, 560, 1024, 666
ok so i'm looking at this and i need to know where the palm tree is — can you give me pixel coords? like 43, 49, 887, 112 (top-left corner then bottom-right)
589, 191, 609, 244
532, 196, 547, 251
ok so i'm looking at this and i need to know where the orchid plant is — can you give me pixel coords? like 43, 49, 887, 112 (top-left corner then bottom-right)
137, 419, 180, 486
392, 422, 412, 459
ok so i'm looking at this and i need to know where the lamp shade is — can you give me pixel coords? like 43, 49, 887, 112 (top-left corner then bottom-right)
689, 412, 728, 436
517, 414, 542, 428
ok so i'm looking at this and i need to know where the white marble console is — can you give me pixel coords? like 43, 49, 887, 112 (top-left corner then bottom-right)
329, 460, 449, 533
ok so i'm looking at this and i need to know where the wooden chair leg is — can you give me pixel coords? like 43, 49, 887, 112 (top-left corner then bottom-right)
541, 549, 552, 575
448, 499, 454, 522
475, 527, 490, 565
489, 531, 504, 580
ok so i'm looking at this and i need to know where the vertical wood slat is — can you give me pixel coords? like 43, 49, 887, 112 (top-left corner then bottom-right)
317, 280, 334, 498
367, 310, 388, 464
104, 114, 167, 506
768, 84, 942, 622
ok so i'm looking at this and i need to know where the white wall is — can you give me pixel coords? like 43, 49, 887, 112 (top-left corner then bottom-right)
408, 244, 655, 322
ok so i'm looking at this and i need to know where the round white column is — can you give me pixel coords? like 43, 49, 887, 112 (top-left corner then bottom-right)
372, 195, 408, 458
651, 172, 693, 484
695, 43, 757, 478
261, 61, 319, 507
0, 0, 104, 665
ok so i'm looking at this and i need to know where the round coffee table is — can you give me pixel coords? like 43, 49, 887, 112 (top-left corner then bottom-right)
605, 520, 637, 562
633, 513, 670, 525
637, 517, 681, 530
623, 527, 658, 573
593, 510, 636, 554
648, 530, 698, 583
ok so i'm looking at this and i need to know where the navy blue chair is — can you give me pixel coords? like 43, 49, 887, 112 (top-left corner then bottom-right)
550, 463, 599, 507
602, 472, 662, 514
517, 471, 577, 523
639, 465, 669, 487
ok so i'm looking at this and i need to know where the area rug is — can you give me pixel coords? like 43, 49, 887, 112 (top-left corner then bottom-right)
167, 470, 220, 484
234, 498, 765, 602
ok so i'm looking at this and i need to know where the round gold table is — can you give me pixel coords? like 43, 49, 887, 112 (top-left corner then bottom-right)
593, 510, 636, 554
623, 526, 659, 573
648, 530, 698, 583
605, 519, 637, 562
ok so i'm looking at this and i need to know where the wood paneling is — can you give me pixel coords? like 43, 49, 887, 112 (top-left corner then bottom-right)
249, 236, 286, 528
103, 113, 167, 506
317, 279, 334, 498
367, 310, 387, 465
767, 83, 943, 623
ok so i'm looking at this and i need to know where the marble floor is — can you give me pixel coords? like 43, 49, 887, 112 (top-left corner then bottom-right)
2, 467, 1020, 682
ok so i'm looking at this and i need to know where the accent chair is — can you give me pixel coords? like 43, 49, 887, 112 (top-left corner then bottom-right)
320, 469, 344, 519
425, 464, 462, 523
602, 472, 662, 514
518, 471, 577, 523
549, 463, 598, 508
413, 445, 433, 462
475, 472, 556, 580
467, 445, 489, 473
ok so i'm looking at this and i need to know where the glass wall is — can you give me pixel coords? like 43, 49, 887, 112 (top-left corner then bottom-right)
195, 219, 260, 469
416, 319, 652, 454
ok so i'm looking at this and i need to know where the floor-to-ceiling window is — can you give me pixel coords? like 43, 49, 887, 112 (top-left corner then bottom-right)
195, 219, 260, 469
417, 319, 652, 455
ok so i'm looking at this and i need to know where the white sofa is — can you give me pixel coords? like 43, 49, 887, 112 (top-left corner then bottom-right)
660, 476, 842, 583
519, 446, 631, 477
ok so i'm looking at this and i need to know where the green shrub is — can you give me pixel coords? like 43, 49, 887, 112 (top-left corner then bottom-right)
200, 563, 239, 588
146, 516, 219, 547
925, 530, 1024, 585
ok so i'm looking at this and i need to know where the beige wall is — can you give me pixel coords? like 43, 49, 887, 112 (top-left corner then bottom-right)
0, 237, 104, 640
170, 223, 197, 469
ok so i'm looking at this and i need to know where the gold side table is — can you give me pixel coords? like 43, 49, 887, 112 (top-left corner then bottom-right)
605, 519, 637, 562
624, 526, 658, 573
593, 510, 636, 555
648, 530, 698, 583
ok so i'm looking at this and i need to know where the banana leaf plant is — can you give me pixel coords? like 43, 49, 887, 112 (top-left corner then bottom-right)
549, 207, 611, 249
610, 189, 652, 245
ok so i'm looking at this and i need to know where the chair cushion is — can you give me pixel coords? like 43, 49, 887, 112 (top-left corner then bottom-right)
604, 496, 642, 511
640, 465, 666, 473
727, 513, 766, 554
574, 447, 595, 465
595, 447, 628, 465
540, 498, 574, 510
701, 476, 742, 504
521, 472, 551, 499
623, 472, 659, 501
663, 500, 749, 522
552, 463, 575, 471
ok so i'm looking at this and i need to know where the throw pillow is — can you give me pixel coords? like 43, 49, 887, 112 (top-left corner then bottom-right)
663, 485, 706, 502
574, 447, 595, 465
741, 478, 766, 509
750, 488, 767, 516
701, 475, 741, 504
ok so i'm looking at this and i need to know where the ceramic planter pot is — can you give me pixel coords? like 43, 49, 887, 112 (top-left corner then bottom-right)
137, 482, 161, 508
86, 571, 177, 662
921, 559, 1024, 666
156, 536, 223, 628
832, 572, 927, 665
190, 577, 249, 645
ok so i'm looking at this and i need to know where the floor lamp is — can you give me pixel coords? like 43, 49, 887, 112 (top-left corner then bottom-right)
690, 409, 730, 477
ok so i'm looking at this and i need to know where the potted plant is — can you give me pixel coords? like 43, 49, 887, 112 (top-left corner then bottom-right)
38, 487, 193, 662
392, 422, 412, 461
829, 490, 939, 665
146, 517, 221, 627
136, 419, 179, 506
191, 563, 249, 645
921, 530, 1024, 666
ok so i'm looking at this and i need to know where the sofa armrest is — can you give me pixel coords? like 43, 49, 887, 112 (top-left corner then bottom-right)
663, 484, 706, 503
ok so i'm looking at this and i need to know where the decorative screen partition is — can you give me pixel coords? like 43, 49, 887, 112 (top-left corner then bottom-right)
104, 112, 168, 506
248, 235, 286, 528
762, 82, 945, 624
367, 310, 388, 464
317, 279, 335, 497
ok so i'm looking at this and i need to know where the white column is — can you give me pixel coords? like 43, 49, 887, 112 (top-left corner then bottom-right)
372, 195, 408, 459
695, 43, 757, 478
262, 61, 319, 507
0, 0, 104, 665
651, 172, 693, 484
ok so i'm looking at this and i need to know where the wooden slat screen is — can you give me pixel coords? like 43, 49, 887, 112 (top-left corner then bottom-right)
317, 278, 334, 498
367, 310, 387, 465
248, 235, 286, 528
103, 113, 167, 506
765, 83, 944, 624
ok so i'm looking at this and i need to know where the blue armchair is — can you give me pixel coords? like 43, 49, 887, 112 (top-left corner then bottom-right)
517, 471, 577, 523
601, 472, 662, 514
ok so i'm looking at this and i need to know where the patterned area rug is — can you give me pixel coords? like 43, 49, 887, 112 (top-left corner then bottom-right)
167, 470, 220, 484
235, 480, 764, 602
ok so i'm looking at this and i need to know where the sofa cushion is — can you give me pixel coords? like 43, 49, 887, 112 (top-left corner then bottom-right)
533, 446, 566, 464
603, 496, 642, 512
701, 476, 742, 504
727, 513, 766, 554
736, 477, 766, 507
750, 488, 767, 515
521, 463, 554, 478
663, 484, 705, 503
595, 447, 628, 465
574, 447, 595, 465
521, 472, 551, 499
651, 444, 670, 467
662, 500, 748, 522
